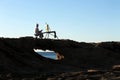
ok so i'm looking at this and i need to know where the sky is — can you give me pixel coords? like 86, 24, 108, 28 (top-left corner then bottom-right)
0, 0, 120, 42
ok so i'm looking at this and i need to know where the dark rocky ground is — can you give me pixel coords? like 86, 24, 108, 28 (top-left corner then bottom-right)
1, 69, 120, 80
0, 37, 120, 80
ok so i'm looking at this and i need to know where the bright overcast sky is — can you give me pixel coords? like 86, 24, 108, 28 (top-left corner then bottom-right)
0, 0, 120, 42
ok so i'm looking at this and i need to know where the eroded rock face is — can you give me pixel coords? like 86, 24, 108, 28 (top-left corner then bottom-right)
34, 38, 120, 68
0, 37, 120, 74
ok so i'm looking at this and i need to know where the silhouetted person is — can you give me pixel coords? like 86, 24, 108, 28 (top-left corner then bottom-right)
35, 23, 43, 39
35, 23, 39, 35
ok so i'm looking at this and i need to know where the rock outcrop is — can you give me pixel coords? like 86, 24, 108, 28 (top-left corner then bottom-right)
0, 37, 120, 74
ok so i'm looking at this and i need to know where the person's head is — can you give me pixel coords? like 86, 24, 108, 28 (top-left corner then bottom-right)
36, 23, 39, 27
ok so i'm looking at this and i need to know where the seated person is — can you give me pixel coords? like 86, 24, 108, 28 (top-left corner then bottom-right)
35, 23, 43, 38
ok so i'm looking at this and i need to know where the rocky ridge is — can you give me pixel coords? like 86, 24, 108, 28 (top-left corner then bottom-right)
0, 37, 120, 79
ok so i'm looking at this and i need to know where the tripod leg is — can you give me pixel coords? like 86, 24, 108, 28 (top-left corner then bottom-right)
54, 31, 57, 38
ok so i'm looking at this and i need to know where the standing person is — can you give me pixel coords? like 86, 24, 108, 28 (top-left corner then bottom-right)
45, 23, 50, 32
35, 23, 43, 39
45, 23, 50, 38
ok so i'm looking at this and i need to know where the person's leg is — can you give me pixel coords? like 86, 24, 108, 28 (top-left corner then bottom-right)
39, 33, 43, 39
34, 34, 38, 38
